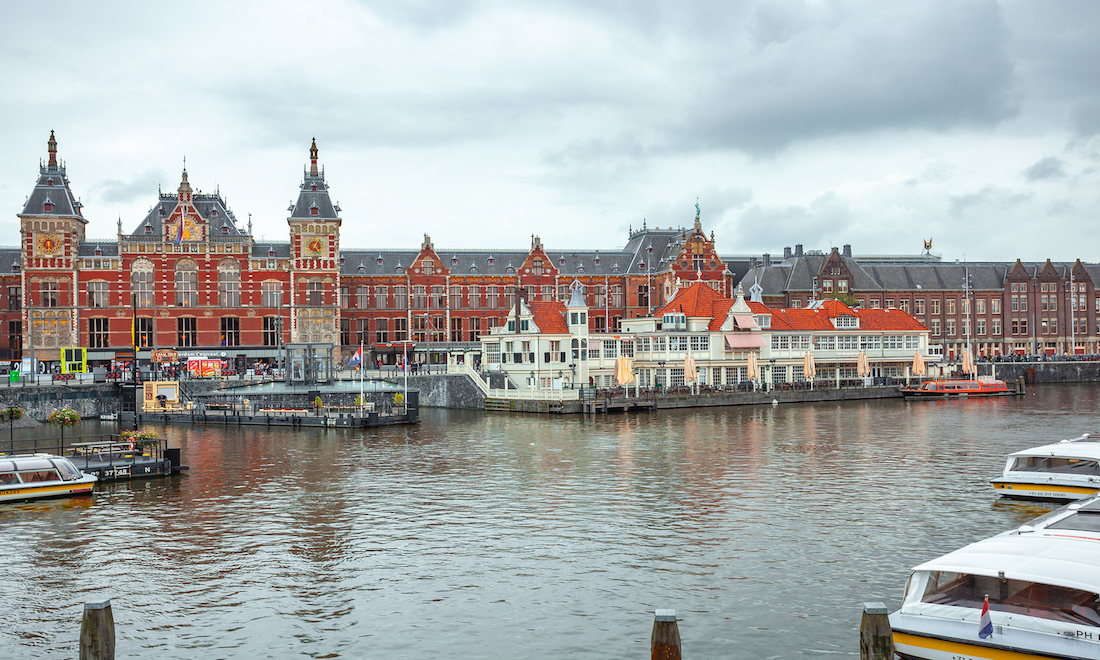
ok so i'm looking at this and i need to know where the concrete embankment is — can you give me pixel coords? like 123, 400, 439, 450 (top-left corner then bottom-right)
978, 361, 1100, 384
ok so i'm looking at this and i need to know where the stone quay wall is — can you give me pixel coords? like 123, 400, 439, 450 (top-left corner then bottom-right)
977, 361, 1100, 384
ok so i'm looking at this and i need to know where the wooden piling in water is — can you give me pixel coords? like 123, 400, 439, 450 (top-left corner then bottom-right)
79, 599, 115, 660
651, 609, 681, 660
859, 602, 893, 660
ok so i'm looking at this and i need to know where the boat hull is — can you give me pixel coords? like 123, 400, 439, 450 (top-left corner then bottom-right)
888, 629, 1095, 660
901, 389, 1015, 398
0, 475, 97, 503
894, 630, 1091, 660
991, 478, 1099, 501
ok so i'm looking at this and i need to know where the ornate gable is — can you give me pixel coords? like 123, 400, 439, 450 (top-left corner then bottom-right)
1007, 259, 1030, 280
669, 204, 724, 281
413, 234, 449, 276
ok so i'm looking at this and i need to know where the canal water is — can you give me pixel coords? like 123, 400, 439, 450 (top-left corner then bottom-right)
2, 385, 1097, 659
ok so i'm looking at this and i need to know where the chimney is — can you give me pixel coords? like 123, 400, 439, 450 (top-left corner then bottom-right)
842, 244, 852, 258
783, 246, 792, 259
750, 257, 758, 268
763, 253, 771, 268
795, 244, 803, 257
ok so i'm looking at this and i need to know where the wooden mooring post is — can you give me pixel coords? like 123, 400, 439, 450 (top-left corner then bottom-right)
859, 602, 893, 660
651, 609, 681, 660
80, 599, 115, 660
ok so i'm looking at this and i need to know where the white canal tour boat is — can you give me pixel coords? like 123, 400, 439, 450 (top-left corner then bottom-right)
991, 434, 1100, 501
890, 495, 1100, 660
0, 454, 97, 502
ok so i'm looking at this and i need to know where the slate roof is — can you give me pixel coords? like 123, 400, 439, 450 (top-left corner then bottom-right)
76, 242, 119, 257
129, 184, 245, 239
20, 163, 86, 222
250, 243, 292, 258
738, 254, 1100, 297
0, 247, 20, 273
289, 172, 340, 221
336, 247, 654, 278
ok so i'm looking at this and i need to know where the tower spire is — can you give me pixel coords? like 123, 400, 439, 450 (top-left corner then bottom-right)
310, 137, 319, 176
47, 130, 57, 168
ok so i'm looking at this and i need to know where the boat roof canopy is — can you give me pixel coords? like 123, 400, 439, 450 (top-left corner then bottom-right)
1009, 442, 1100, 460
913, 533, 1100, 595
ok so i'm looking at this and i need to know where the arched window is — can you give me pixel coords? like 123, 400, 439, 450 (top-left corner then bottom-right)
218, 258, 241, 307
40, 276, 60, 307
131, 258, 154, 307
175, 258, 198, 307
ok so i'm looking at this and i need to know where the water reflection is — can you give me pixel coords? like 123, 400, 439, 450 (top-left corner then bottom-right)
1, 384, 1096, 658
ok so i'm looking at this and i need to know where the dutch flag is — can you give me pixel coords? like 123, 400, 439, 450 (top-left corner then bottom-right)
347, 345, 363, 368
978, 595, 993, 639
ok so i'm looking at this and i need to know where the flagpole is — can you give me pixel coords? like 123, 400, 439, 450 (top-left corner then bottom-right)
403, 345, 408, 408
358, 341, 364, 412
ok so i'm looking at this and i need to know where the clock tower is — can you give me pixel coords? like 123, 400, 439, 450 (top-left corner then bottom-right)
287, 139, 342, 350
18, 131, 88, 362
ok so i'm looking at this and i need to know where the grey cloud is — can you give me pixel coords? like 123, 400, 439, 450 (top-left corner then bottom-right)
96, 169, 167, 204
949, 185, 1034, 216
675, 1, 1018, 155
1023, 157, 1066, 181
727, 190, 852, 251
641, 186, 753, 230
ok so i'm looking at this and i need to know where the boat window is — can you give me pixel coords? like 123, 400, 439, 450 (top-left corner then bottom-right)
1047, 512, 1100, 533
924, 383, 938, 391
52, 459, 82, 482
921, 571, 1100, 627
0, 472, 18, 485
11, 458, 54, 472
1010, 456, 1100, 476
17, 470, 61, 483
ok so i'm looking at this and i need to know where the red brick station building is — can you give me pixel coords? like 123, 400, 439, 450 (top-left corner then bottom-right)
1, 132, 1097, 371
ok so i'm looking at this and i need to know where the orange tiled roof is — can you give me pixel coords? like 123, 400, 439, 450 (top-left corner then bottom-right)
655, 282, 737, 330
748, 300, 927, 332
528, 300, 569, 334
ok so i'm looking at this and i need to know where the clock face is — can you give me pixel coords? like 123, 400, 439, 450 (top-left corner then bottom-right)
306, 237, 325, 257
36, 233, 61, 256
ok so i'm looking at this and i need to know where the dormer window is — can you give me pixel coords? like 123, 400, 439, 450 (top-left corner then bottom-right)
396, 264, 404, 273
638, 263, 646, 270
310, 203, 319, 216
578, 265, 585, 273
13, 263, 20, 273
144, 224, 152, 233
487, 255, 494, 265
221, 225, 229, 234
558, 257, 565, 266
833, 315, 858, 329
755, 315, 772, 329
377, 255, 383, 265
94, 247, 102, 256
612, 264, 620, 273
159, 207, 166, 216
358, 263, 365, 273
211, 209, 218, 217
311, 185, 317, 191
46, 178, 54, 187
451, 256, 458, 266
470, 264, 477, 273
506, 264, 515, 273
268, 247, 276, 257
43, 201, 53, 212
594, 253, 600, 265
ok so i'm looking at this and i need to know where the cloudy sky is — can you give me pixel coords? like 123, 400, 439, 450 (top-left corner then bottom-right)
1, 0, 1097, 261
